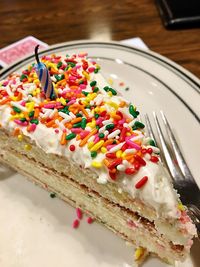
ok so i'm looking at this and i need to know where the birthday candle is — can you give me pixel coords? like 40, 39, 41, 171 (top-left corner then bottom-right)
34, 45, 56, 99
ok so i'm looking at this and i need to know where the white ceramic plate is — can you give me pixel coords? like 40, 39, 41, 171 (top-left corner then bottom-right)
0, 41, 199, 267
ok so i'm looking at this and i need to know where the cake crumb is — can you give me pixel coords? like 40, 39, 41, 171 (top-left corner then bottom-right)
24, 144, 32, 151
118, 188, 123, 194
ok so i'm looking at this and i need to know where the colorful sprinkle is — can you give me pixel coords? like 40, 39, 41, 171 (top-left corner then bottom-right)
125, 168, 136, 175
133, 121, 145, 129
0, 51, 161, 186
17, 134, 23, 141
129, 104, 139, 118
178, 202, 185, 211
24, 144, 32, 151
69, 144, 76, 151
134, 247, 145, 261
149, 139, 156, 146
50, 192, 56, 198
81, 117, 87, 129
135, 176, 148, 189
87, 217, 93, 224
72, 219, 80, 229
90, 80, 97, 87
150, 155, 159, 163
76, 208, 83, 220
90, 140, 104, 152
91, 161, 102, 168
91, 151, 97, 158
108, 158, 122, 169
66, 133, 76, 140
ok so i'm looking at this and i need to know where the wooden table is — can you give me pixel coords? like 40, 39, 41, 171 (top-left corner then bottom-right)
1, 0, 200, 78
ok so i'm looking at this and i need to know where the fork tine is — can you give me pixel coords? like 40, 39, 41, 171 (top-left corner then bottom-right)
160, 111, 194, 181
144, 114, 157, 146
153, 112, 184, 181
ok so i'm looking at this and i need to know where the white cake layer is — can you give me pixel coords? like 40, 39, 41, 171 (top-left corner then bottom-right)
0, 129, 195, 252
0, 144, 186, 264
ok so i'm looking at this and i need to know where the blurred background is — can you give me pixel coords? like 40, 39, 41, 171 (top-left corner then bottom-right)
0, 0, 200, 77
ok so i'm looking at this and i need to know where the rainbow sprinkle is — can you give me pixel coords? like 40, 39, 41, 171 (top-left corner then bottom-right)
0, 52, 160, 188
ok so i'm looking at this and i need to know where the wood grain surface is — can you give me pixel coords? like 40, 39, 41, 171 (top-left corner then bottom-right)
0, 0, 200, 77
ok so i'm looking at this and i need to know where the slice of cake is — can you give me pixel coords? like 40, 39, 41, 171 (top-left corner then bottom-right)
0, 51, 197, 265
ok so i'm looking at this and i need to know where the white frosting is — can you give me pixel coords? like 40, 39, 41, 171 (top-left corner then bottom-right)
119, 161, 179, 218
0, 57, 181, 220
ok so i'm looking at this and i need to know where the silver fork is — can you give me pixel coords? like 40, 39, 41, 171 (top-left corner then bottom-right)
144, 111, 200, 236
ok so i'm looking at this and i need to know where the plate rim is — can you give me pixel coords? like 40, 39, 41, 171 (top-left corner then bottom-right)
0, 40, 200, 92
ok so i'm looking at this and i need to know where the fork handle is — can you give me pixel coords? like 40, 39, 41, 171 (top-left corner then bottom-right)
188, 205, 200, 239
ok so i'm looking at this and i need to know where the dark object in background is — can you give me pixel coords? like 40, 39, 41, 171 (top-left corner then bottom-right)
156, 0, 200, 29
